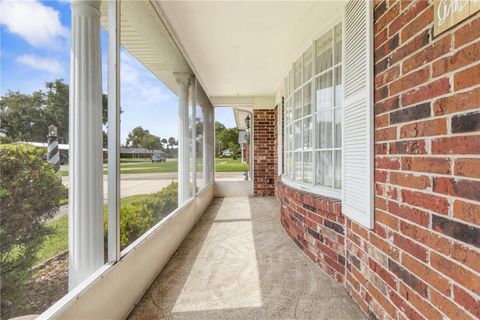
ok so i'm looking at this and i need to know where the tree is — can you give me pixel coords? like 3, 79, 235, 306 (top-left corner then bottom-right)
126, 126, 148, 148
168, 137, 177, 149
215, 121, 226, 136
0, 90, 46, 143
141, 134, 161, 152
0, 79, 109, 144
215, 122, 241, 158
125, 126, 161, 151
161, 138, 168, 149
43, 80, 69, 143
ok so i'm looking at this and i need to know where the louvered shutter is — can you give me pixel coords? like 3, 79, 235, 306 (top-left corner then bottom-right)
342, 0, 374, 228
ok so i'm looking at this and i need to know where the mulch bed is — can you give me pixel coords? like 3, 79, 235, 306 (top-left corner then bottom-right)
2, 252, 68, 319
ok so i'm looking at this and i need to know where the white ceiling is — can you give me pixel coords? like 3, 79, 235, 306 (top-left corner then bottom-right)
155, 1, 343, 100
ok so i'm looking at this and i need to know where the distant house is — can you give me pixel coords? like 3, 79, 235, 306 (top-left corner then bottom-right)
120, 147, 167, 159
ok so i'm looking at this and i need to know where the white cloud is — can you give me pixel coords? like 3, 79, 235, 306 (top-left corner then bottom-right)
16, 54, 64, 74
120, 50, 171, 107
0, 0, 69, 49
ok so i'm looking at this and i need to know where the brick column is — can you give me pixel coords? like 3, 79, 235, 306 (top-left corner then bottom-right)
253, 109, 276, 196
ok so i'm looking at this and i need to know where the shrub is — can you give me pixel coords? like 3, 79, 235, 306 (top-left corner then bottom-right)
104, 182, 178, 249
0, 145, 66, 308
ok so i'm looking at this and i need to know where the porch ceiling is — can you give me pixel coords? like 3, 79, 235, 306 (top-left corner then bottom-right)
153, 1, 343, 103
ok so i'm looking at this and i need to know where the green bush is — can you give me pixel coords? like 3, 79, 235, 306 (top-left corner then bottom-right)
0, 145, 66, 308
104, 182, 178, 249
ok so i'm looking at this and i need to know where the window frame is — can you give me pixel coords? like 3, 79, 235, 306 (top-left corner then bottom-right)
282, 20, 343, 200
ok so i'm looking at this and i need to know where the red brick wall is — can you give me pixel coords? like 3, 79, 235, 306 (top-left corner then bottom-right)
274, 1, 480, 319
253, 109, 276, 196
274, 106, 278, 184
278, 183, 346, 282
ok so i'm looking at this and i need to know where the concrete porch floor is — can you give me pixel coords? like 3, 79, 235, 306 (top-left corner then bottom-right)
128, 197, 365, 320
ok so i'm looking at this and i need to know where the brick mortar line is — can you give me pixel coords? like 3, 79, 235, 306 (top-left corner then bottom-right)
344, 255, 396, 319
347, 222, 479, 320
376, 56, 480, 98
427, 280, 479, 320
374, 131, 480, 144
374, 62, 480, 106
374, 189, 480, 231
280, 213, 344, 281
373, 167, 480, 182
373, 210, 480, 277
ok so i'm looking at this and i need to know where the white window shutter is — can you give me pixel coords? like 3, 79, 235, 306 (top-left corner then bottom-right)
342, 0, 374, 228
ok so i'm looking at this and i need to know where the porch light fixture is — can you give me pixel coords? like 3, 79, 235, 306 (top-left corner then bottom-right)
245, 115, 251, 129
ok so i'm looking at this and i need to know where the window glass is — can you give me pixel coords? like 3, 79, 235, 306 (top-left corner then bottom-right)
293, 121, 302, 150
288, 153, 293, 179
288, 125, 293, 151
283, 23, 342, 196
316, 72, 333, 111
303, 152, 313, 184
334, 66, 343, 107
316, 111, 332, 149
334, 108, 342, 148
121, 47, 179, 252
334, 150, 342, 189
294, 57, 302, 89
303, 46, 313, 83
195, 104, 204, 190
303, 82, 312, 116
294, 90, 302, 119
294, 152, 302, 181
334, 24, 342, 65
303, 116, 313, 149
315, 32, 332, 74
315, 151, 332, 187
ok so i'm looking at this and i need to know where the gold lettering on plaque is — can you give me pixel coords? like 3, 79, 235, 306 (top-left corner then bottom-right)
434, 0, 480, 36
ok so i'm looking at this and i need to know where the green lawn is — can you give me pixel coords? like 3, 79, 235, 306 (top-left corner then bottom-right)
120, 158, 150, 163
35, 192, 155, 264
214, 158, 249, 171
61, 157, 248, 176
35, 216, 69, 264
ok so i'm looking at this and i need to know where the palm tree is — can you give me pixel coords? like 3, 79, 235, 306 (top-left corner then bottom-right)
161, 138, 168, 150
168, 137, 176, 149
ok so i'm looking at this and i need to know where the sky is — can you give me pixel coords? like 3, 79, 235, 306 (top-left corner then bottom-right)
0, 0, 236, 143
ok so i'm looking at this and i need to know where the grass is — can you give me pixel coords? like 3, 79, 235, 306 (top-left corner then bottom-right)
61, 157, 248, 176
35, 192, 153, 264
120, 158, 150, 163
215, 158, 249, 171
35, 216, 69, 264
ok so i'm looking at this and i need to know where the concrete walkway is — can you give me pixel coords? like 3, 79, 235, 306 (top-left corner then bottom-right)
128, 197, 365, 320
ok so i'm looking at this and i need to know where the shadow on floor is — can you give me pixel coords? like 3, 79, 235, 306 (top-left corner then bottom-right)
128, 197, 365, 320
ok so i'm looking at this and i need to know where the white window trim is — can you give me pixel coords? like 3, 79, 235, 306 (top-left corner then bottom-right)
282, 19, 343, 200
281, 175, 341, 199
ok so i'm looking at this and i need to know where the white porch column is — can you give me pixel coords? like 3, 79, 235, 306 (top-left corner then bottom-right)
175, 73, 192, 206
68, 0, 104, 290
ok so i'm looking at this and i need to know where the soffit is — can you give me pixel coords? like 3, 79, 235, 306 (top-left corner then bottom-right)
154, 1, 343, 100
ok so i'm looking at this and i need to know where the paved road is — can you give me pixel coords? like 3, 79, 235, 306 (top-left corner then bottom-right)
55, 171, 245, 220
